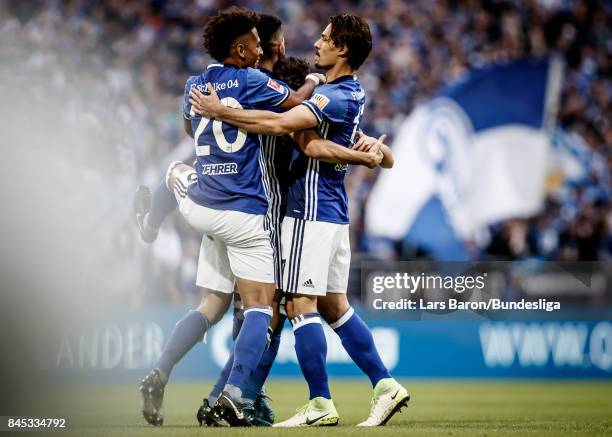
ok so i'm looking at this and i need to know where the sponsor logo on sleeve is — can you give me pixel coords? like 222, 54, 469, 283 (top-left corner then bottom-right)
267, 78, 283, 93
311, 93, 330, 111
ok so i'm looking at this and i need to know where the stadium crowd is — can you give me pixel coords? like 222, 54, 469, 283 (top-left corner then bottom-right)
1, 0, 609, 302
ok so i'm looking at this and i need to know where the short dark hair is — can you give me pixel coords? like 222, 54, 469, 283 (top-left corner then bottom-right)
203, 7, 259, 62
328, 14, 372, 70
257, 14, 282, 60
273, 56, 311, 90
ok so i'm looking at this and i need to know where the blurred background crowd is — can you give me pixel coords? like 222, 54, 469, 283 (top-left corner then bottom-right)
0, 0, 609, 304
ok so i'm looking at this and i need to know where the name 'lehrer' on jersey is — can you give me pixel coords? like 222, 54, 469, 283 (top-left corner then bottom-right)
202, 162, 239, 175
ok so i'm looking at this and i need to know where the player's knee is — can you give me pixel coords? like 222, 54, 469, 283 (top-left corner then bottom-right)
286, 295, 317, 318
164, 161, 193, 191
236, 279, 275, 307
317, 305, 337, 324
318, 294, 350, 323
196, 290, 232, 325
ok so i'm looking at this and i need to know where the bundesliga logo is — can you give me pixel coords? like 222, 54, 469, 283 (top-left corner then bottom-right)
267, 78, 282, 92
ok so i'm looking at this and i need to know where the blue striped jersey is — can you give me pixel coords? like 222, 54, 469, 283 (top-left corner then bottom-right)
257, 68, 293, 227
182, 64, 290, 215
286, 75, 366, 224
257, 68, 294, 288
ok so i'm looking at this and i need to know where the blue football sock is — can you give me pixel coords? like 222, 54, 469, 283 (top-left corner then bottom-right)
208, 349, 233, 404
155, 310, 210, 384
331, 307, 391, 387
146, 179, 177, 230
292, 313, 330, 400
208, 308, 243, 403
232, 308, 244, 341
243, 314, 286, 401
225, 306, 272, 395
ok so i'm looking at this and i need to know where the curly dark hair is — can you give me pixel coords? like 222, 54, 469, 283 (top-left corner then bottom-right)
273, 56, 311, 91
257, 14, 282, 60
203, 7, 259, 62
328, 14, 372, 70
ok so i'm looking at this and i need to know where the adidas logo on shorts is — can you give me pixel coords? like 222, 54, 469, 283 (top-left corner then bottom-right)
302, 279, 314, 288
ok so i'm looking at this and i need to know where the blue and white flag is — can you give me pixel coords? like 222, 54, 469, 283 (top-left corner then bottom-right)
366, 57, 563, 260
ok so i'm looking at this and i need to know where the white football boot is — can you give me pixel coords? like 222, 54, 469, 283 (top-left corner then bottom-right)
273, 397, 339, 427
357, 378, 410, 427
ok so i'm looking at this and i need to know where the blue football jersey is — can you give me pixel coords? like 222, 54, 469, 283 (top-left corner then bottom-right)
257, 68, 293, 228
286, 75, 366, 224
183, 63, 290, 215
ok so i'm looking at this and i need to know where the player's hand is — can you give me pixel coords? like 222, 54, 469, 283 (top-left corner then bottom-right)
353, 131, 387, 152
313, 73, 327, 84
364, 134, 385, 168
189, 83, 221, 118
305, 73, 326, 86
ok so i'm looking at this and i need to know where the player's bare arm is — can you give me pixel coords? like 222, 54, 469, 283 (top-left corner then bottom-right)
352, 131, 394, 168
292, 129, 384, 169
190, 85, 382, 168
189, 85, 318, 135
183, 117, 194, 138
280, 73, 326, 109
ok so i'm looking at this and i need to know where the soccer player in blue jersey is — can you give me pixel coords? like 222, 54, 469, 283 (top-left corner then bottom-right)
193, 24, 384, 427
190, 13, 409, 427
197, 19, 314, 427
138, 8, 314, 427
138, 8, 383, 428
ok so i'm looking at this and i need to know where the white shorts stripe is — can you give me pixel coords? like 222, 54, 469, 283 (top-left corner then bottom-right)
304, 157, 312, 220
286, 218, 305, 292
287, 218, 303, 293
312, 160, 319, 221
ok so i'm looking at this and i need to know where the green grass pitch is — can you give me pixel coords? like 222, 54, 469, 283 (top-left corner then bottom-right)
59, 379, 611, 436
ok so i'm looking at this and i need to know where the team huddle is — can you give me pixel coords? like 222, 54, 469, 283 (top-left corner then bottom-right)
134, 7, 408, 428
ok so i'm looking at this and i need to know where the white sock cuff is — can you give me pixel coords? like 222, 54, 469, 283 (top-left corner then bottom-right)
243, 306, 273, 318
329, 306, 355, 330
291, 314, 322, 331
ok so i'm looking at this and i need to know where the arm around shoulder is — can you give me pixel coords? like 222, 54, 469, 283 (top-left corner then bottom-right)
292, 130, 382, 168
